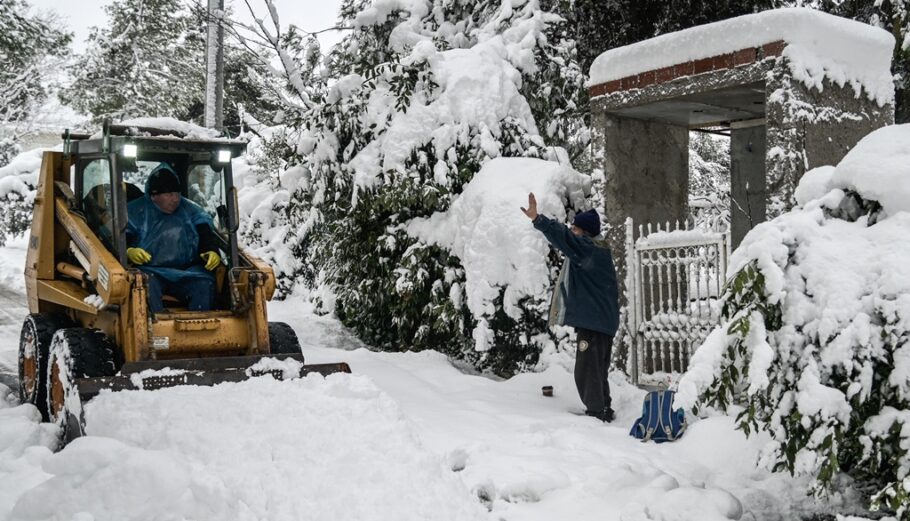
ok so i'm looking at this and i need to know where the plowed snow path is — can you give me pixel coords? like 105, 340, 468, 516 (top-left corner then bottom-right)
0, 236, 855, 520
11, 373, 488, 521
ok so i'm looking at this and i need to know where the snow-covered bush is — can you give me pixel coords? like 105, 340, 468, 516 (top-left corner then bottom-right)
407, 157, 590, 360
0, 139, 21, 169
677, 124, 910, 519
0, 149, 41, 246
242, 0, 589, 375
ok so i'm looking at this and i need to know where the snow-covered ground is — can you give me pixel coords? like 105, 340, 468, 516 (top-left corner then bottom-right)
0, 242, 860, 520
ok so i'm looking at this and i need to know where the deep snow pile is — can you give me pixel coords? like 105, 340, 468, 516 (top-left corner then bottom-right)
589, 7, 895, 106
407, 157, 589, 353
0, 342, 849, 521
0, 248, 865, 521
678, 124, 910, 517
2, 374, 488, 521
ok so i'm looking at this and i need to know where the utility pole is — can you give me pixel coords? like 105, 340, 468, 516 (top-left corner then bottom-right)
204, 0, 225, 132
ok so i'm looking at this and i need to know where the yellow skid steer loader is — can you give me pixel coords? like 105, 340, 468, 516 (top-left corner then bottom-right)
18, 122, 350, 444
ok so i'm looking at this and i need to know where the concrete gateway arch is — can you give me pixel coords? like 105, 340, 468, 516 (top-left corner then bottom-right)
587, 8, 894, 253
585, 8, 895, 379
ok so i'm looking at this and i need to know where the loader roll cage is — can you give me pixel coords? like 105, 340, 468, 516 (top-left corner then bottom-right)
66, 132, 247, 275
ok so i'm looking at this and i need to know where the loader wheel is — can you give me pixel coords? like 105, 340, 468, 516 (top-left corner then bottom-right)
17, 313, 73, 422
46, 328, 116, 444
268, 322, 302, 355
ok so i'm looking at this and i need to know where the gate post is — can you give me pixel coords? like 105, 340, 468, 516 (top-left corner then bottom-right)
624, 217, 639, 385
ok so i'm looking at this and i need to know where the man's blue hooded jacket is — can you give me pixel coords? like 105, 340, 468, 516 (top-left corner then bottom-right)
533, 214, 619, 336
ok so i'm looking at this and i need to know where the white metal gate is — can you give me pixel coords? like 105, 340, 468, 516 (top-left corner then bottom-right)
624, 218, 731, 385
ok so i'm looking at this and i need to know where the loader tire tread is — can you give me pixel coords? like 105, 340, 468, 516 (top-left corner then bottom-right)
18, 313, 73, 421
58, 328, 118, 380
268, 322, 301, 355
46, 328, 116, 443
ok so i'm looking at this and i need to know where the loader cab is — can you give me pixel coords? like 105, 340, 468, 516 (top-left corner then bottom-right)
67, 126, 248, 310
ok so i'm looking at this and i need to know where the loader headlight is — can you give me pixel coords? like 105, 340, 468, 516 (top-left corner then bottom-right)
122, 144, 138, 158
217, 149, 232, 163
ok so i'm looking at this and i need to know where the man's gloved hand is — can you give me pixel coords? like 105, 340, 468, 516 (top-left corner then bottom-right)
200, 251, 221, 271
127, 247, 152, 265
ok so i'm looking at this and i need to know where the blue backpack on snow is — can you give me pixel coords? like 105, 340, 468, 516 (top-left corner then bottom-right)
629, 389, 687, 443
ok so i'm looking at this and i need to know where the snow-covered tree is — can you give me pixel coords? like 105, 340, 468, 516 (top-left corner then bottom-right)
236, 0, 588, 375
59, 0, 277, 133
60, 0, 203, 123
0, 0, 71, 166
689, 131, 731, 229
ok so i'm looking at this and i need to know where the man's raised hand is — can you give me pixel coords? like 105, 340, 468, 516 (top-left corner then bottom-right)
521, 192, 538, 220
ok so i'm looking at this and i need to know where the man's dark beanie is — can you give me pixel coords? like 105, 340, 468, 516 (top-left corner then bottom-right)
148, 165, 181, 195
573, 209, 601, 236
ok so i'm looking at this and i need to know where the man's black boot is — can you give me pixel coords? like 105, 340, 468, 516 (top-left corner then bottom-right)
585, 408, 614, 423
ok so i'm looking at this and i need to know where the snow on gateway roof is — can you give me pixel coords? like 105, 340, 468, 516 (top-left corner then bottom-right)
588, 8, 895, 106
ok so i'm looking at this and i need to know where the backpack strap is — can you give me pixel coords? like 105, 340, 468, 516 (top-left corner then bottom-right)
630, 393, 650, 439
641, 391, 661, 443
660, 390, 676, 441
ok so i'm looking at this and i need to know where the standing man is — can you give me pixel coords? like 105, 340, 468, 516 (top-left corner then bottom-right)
126, 164, 222, 313
522, 193, 619, 422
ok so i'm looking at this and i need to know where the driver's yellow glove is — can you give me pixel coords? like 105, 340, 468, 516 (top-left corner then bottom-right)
127, 247, 152, 265
200, 250, 221, 271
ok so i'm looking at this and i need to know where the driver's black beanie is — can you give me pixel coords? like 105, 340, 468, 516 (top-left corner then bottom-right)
148, 165, 181, 195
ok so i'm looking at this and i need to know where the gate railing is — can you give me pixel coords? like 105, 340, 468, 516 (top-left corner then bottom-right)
625, 218, 731, 385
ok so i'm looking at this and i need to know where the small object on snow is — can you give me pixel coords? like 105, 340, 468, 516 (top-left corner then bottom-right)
542, 385, 553, 397
630, 390, 687, 443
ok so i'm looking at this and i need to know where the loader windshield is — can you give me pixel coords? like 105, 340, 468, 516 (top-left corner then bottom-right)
81, 159, 114, 246
129, 160, 229, 235
186, 164, 229, 234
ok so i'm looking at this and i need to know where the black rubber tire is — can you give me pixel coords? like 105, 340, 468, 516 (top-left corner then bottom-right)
46, 328, 116, 444
17, 313, 73, 422
268, 322, 302, 356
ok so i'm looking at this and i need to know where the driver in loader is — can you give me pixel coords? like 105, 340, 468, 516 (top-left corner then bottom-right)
126, 164, 222, 312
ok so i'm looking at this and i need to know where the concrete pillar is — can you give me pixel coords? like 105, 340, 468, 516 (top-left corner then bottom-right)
598, 113, 688, 372
601, 114, 689, 277
730, 125, 767, 248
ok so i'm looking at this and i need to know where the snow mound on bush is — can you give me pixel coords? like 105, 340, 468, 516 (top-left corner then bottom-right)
348, 32, 540, 199
794, 165, 834, 207
10, 374, 487, 521
680, 125, 910, 408
831, 124, 910, 217
0, 148, 43, 199
407, 157, 589, 352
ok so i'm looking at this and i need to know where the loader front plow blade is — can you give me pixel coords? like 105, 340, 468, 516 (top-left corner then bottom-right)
76, 354, 351, 401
